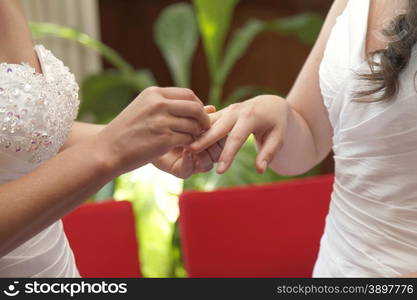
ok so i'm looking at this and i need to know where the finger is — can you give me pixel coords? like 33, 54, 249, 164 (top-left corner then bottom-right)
217, 137, 226, 149
206, 141, 223, 163
169, 117, 203, 136
189, 114, 235, 153
170, 131, 194, 147
167, 100, 210, 131
216, 120, 253, 174
255, 128, 283, 174
159, 87, 203, 105
194, 151, 214, 173
209, 110, 222, 125
180, 150, 195, 179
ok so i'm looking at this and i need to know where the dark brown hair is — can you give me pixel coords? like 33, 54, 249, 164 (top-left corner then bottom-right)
357, 0, 417, 102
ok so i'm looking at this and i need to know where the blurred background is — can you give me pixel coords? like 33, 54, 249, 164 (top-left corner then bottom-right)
22, 0, 334, 277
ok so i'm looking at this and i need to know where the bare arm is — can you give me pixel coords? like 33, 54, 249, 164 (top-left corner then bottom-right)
0, 1, 42, 72
60, 122, 105, 152
0, 138, 113, 257
190, 0, 347, 176
268, 0, 348, 175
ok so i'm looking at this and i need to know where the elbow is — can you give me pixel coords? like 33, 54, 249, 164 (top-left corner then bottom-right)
269, 161, 317, 177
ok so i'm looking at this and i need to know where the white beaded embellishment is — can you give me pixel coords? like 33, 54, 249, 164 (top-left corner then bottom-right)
0, 45, 80, 164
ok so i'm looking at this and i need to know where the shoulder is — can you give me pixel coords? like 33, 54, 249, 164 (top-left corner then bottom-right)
0, 1, 41, 73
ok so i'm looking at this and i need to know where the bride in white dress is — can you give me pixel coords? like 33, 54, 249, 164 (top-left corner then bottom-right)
190, 0, 417, 277
0, 1, 223, 277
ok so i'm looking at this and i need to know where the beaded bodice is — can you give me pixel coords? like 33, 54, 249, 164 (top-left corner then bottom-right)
0, 45, 79, 176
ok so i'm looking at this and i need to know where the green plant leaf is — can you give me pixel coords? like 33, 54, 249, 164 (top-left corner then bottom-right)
29, 22, 133, 74
265, 12, 323, 45
154, 3, 199, 87
193, 0, 240, 78
79, 69, 157, 124
134, 69, 158, 89
223, 85, 281, 108
208, 13, 323, 106
209, 19, 265, 106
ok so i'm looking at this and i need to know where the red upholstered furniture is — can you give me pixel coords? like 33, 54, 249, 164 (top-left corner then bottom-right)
63, 200, 141, 278
179, 175, 334, 277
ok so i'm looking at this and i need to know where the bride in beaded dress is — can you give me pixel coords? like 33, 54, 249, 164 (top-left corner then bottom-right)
0, 1, 222, 277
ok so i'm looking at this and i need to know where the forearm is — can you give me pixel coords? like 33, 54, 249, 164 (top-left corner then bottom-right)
0, 138, 115, 257
398, 272, 417, 277
266, 104, 322, 176
60, 121, 105, 152
62, 121, 162, 167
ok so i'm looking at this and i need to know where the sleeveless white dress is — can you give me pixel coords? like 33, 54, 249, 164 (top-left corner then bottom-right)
0, 45, 80, 277
313, 0, 417, 277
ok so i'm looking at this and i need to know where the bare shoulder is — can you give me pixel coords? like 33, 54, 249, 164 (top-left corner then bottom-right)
0, 0, 40, 72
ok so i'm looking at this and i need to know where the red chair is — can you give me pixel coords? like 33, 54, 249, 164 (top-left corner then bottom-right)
63, 200, 142, 278
179, 175, 333, 277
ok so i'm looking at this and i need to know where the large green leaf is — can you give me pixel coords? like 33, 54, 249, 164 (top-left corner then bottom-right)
266, 12, 323, 45
210, 19, 265, 106
154, 3, 199, 87
79, 69, 157, 124
193, 0, 240, 78
30, 22, 133, 74
223, 85, 281, 108
208, 13, 323, 106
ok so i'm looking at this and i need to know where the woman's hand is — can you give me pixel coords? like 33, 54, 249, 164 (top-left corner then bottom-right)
152, 145, 223, 178
189, 95, 290, 174
153, 105, 225, 178
94, 87, 211, 176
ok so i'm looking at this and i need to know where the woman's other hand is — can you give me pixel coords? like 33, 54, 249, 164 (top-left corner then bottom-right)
190, 95, 289, 174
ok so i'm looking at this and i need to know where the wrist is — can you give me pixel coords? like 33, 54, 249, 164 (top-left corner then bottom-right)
83, 136, 121, 179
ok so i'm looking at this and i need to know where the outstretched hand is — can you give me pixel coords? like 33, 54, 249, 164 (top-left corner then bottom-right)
189, 95, 289, 174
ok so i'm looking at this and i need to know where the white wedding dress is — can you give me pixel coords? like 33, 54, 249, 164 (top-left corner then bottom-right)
0, 45, 80, 277
313, 0, 417, 277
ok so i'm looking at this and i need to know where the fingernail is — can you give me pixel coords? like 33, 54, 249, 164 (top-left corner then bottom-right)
260, 160, 268, 173
189, 144, 199, 152
217, 161, 225, 173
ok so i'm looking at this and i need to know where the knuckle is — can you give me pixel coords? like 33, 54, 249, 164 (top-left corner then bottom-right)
228, 103, 241, 112
147, 117, 168, 135
162, 130, 175, 141
242, 106, 257, 118
144, 86, 160, 94
263, 152, 274, 162
182, 88, 194, 95
151, 98, 167, 110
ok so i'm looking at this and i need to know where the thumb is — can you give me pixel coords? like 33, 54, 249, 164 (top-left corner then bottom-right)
255, 129, 283, 174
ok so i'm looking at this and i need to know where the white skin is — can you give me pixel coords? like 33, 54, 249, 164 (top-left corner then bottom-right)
190, 0, 416, 277
0, 1, 224, 256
